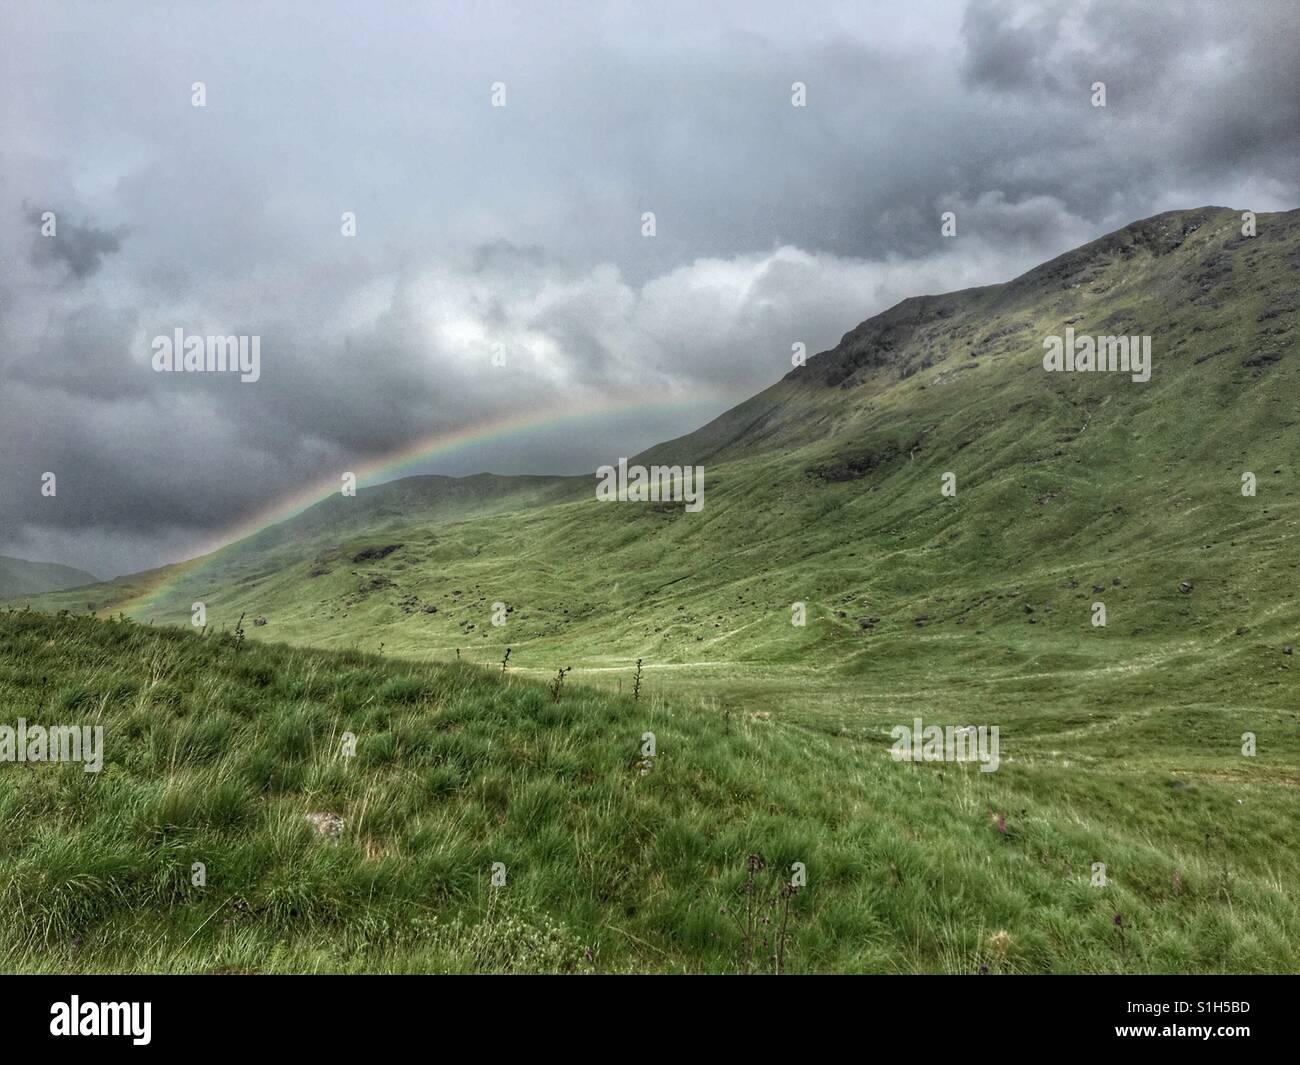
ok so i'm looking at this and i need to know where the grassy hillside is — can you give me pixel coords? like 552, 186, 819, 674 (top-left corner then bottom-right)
2, 609, 1297, 974
0, 555, 98, 598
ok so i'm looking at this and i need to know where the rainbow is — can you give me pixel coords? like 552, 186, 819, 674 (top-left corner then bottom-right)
116, 390, 733, 616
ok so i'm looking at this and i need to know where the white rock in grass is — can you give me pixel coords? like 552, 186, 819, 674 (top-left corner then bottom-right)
305, 811, 344, 842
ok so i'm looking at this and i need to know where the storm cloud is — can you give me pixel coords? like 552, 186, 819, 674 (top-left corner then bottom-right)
1, 0, 1297, 575
26, 209, 130, 281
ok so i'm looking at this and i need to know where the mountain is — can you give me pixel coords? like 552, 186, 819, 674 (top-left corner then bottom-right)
15, 207, 1300, 725
0, 555, 99, 598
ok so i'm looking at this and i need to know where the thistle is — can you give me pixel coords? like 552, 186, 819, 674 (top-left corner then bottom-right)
720, 853, 800, 975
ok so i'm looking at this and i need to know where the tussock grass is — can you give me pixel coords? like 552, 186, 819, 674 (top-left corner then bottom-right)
2, 610, 1297, 973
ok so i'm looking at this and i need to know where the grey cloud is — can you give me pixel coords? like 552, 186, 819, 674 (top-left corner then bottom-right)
26, 208, 129, 281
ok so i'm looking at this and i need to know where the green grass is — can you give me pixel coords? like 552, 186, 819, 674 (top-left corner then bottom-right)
1, 608, 1297, 973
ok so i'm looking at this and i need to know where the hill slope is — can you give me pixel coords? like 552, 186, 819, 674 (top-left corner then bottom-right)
1, 610, 1296, 973
0, 555, 99, 598
14, 207, 1300, 730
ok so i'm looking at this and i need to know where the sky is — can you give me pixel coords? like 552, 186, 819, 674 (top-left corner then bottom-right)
2, 0, 1298, 577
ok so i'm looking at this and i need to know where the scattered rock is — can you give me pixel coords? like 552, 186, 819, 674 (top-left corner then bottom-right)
1112, 577, 1122, 586
1236, 626, 1249, 636
351, 543, 403, 563
1284, 646, 1293, 655
1179, 581, 1194, 594
252, 616, 267, 627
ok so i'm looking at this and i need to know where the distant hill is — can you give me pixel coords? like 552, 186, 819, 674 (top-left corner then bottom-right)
0, 555, 99, 598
